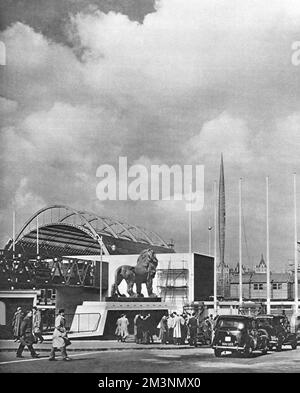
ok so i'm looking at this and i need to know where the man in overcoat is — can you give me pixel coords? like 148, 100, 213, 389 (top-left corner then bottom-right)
16, 310, 39, 358
48, 309, 70, 361
32, 306, 44, 343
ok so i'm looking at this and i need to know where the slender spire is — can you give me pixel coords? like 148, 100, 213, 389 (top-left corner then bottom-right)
218, 153, 226, 296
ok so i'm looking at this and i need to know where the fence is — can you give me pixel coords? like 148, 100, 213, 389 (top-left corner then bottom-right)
40, 312, 101, 334
69, 313, 101, 333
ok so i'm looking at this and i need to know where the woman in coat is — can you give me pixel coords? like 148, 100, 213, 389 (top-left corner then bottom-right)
173, 313, 184, 345
119, 314, 129, 342
16, 310, 39, 358
159, 315, 168, 344
48, 309, 70, 361
12, 307, 24, 341
134, 313, 143, 343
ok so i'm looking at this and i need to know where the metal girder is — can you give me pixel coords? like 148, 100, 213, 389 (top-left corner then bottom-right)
123, 223, 154, 245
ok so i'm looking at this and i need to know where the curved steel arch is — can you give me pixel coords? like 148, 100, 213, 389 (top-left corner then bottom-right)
59, 210, 120, 239
121, 222, 154, 245
107, 218, 138, 242
59, 208, 151, 244
14, 204, 170, 251
14, 205, 109, 254
147, 230, 169, 248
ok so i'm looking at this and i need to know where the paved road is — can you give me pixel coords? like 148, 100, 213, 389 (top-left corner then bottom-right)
0, 346, 300, 373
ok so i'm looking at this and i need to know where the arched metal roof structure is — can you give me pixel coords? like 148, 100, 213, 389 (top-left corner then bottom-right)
10, 205, 174, 257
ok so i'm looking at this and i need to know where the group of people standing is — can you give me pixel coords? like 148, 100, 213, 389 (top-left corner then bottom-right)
159, 312, 215, 346
12, 306, 71, 361
115, 313, 156, 344
134, 313, 156, 344
114, 311, 216, 346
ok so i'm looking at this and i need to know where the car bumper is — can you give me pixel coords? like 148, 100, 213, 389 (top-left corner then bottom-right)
213, 345, 245, 351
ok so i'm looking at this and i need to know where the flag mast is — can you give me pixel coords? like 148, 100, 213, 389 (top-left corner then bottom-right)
239, 178, 243, 305
214, 180, 218, 314
266, 176, 271, 314
294, 173, 299, 313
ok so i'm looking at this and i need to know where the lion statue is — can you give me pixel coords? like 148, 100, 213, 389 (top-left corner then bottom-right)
110, 249, 158, 298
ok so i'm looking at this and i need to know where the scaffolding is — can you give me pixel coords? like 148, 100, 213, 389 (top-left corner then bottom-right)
156, 258, 189, 307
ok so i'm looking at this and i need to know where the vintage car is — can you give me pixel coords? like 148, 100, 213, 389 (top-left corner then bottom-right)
256, 315, 297, 351
212, 315, 269, 357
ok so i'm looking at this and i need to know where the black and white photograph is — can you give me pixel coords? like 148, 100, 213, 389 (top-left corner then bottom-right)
1, 0, 300, 378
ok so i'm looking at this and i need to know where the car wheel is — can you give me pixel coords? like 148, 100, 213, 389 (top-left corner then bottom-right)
291, 341, 297, 350
262, 344, 268, 355
244, 345, 253, 358
214, 349, 222, 357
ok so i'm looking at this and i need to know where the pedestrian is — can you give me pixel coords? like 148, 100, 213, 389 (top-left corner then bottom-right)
16, 310, 39, 358
48, 309, 70, 361
142, 313, 152, 344
187, 312, 198, 347
173, 312, 183, 345
134, 313, 143, 344
32, 306, 44, 343
115, 315, 122, 342
207, 315, 215, 343
159, 315, 168, 344
118, 314, 129, 342
12, 306, 23, 342
181, 314, 188, 344
167, 313, 175, 344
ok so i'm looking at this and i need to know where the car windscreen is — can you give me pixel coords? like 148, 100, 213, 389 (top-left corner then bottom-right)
217, 319, 245, 330
257, 318, 272, 326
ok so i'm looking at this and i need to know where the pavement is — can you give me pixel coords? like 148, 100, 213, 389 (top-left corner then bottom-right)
0, 344, 299, 373
0, 339, 195, 352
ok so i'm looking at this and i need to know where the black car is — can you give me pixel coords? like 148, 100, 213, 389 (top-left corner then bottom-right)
256, 315, 297, 351
212, 315, 269, 357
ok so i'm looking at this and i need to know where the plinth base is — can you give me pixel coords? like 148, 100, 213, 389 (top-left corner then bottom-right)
69, 300, 172, 340
105, 297, 162, 302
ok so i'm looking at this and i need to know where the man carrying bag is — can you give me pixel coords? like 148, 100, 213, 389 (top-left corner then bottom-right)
49, 309, 71, 361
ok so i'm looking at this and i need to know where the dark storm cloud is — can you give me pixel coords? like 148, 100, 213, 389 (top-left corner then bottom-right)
0, 0, 155, 44
1, 0, 300, 271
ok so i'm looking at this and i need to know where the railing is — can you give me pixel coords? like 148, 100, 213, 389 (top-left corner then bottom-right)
69, 313, 101, 333
39, 313, 100, 333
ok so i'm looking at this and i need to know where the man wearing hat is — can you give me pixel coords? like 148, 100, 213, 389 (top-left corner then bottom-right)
48, 309, 70, 361
16, 310, 39, 358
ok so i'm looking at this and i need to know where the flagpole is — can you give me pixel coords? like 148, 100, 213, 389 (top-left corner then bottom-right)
189, 183, 192, 254
12, 210, 16, 258
100, 241, 103, 302
36, 215, 39, 256
214, 181, 218, 314
294, 173, 298, 313
266, 176, 271, 314
239, 178, 243, 306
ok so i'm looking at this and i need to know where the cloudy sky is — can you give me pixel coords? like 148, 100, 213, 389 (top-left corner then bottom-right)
1, 0, 300, 271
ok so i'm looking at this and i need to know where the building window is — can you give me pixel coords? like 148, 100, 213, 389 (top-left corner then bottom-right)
254, 283, 263, 290
272, 283, 282, 290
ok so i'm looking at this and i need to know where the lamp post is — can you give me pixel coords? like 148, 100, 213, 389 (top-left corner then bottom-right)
208, 219, 212, 256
